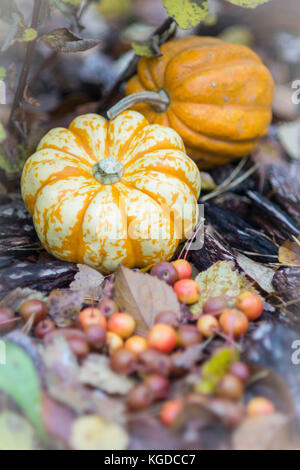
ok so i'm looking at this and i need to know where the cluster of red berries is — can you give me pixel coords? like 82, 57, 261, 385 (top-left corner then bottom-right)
151, 259, 264, 339
0, 258, 272, 430
151, 259, 200, 304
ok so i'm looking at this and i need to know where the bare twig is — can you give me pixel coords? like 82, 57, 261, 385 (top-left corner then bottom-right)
201, 161, 259, 203
97, 16, 175, 114
8, 0, 42, 136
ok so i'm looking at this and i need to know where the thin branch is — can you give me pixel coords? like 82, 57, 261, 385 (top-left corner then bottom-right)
97, 16, 175, 114
8, 0, 42, 135
201, 162, 259, 203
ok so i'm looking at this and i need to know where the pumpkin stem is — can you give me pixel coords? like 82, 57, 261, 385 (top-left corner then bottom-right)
93, 157, 124, 185
107, 89, 170, 119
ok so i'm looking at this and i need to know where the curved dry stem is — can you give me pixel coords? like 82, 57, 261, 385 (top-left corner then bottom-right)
107, 89, 170, 119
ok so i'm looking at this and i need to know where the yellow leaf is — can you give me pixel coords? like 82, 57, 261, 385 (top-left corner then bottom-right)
0, 412, 38, 450
20, 28, 38, 42
132, 41, 156, 57
224, 0, 271, 7
278, 236, 300, 266
163, 0, 209, 29
200, 171, 216, 191
71, 415, 129, 450
190, 261, 245, 315
196, 347, 239, 394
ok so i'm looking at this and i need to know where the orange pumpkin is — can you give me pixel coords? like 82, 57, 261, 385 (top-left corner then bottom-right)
21, 111, 201, 274
122, 36, 274, 168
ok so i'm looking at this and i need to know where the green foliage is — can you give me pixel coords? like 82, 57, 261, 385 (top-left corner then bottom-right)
196, 348, 239, 394
0, 144, 28, 174
224, 0, 272, 7
162, 0, 272, 30
0, 342, 45, 439
19, 28, 38, 43
0, 124, 7, 144
163, 0, 209, 29
132, 41, 156, 57
0, 67, 6, 81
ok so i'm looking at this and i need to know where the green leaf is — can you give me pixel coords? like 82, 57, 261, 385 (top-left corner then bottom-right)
19, 28, 38, 43
224, 0, 272, 8
163, 0, 209, 29
0, 124, 7, 144
0, 67, 6, 81
196, 347, 239, 394
0, 342, 45, 439
132, 38, 161, 57
0, 143, 28, 174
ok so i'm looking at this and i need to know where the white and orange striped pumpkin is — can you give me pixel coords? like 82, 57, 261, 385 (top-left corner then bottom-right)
21, 111, 201, 273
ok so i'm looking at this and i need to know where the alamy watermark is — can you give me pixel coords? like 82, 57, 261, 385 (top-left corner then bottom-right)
291, 80, 300, 105
291, 340, 300, 365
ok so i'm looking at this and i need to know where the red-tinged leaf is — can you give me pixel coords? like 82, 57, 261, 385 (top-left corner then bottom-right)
41, 393, 75, 446
47, 289, 85, 327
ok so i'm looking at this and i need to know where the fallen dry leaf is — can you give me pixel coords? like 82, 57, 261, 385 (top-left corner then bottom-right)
41, 28, 100, 53
47, 378, 126, 425
0, 411, 39, 450
70, 264, 104, 299
47, 289, 85, 327
232, 413, 292, 450
200, 171, 216, 191
43, 339, 126, 424
41, 393, 75, 447
42, 336, 79, 382
236, 253, 275, 292
114, 265, 180, 334
70, 415, 129, 450
190, 261, 245, 315
278, 236, 300, 266
0, 288, 47, 311
79, 354, 134, 395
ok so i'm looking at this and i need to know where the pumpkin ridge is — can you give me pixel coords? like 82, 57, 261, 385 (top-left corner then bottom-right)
39, 143, 94, 169
27, 169, 94, 217
169, 106, 262, 145
68, 128, 102, 163
36, 177, 97, 260
171, 101, 270, 110
169, 60, 266, 93
138, 58, 157, 91
123, 144, 184, 169
124, 168, 198, 200
115, 119, 149, 164
121, 179, 178, 243
112, 183, 137, 268
75, 186, 105, 264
